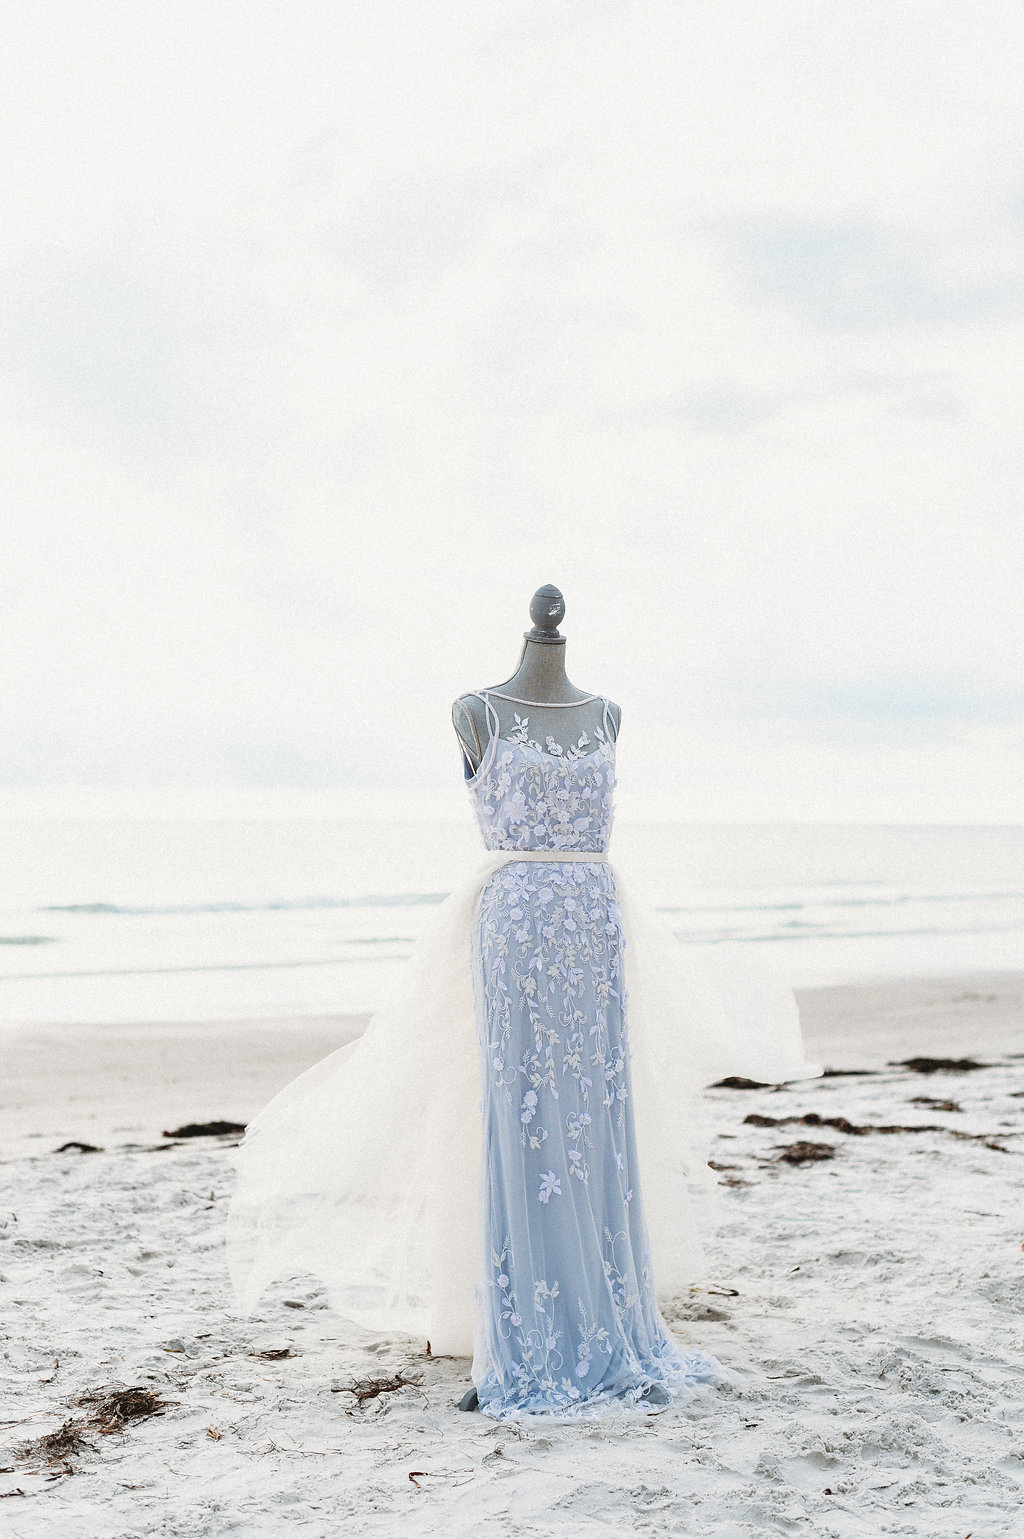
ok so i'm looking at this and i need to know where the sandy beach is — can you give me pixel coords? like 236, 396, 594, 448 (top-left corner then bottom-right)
2, 972, 1023, 1536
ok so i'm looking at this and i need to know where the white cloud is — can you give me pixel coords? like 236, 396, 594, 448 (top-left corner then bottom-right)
0, 1, 1022, 816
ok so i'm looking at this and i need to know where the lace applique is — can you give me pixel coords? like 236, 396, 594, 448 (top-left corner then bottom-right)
508, 712, 607, 763
469, 717, 616, 854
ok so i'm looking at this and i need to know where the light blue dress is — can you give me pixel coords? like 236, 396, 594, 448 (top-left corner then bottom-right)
463, 691, 723, 1419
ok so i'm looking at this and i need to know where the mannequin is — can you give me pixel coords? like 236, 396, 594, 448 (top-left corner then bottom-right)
452, 585, 621, 773
451, 581, 636, 1413
226, 580, 820, 1421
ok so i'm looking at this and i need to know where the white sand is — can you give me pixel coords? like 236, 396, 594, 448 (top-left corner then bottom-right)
2, 973, 1023, 1536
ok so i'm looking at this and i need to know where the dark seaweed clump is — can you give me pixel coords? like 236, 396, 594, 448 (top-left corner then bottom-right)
161, 1120, 246, 1138
775, 1142, 836, 1164
332, 1372, 422, 1405
17, 1386, 172, 1472
891, 1056, 990, 1074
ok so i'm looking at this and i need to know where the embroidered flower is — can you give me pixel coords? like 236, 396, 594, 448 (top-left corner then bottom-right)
538, 1170, 561, 1203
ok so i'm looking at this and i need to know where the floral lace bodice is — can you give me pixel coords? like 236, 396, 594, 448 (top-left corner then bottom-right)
465, 692, 616, 854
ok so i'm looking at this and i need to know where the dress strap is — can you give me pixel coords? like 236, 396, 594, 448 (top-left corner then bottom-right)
460, 691, 501, 782
601, 697, 617, 743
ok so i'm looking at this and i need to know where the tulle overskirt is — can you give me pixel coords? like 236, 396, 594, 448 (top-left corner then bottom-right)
226, 853, 821, 1357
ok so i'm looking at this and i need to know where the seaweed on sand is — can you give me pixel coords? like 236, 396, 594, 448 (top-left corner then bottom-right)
161, 1121, 246, 1138
333, 1372, 423, 1405
18, 1420, 94, 1467
744, 1111, 1017, 1150
774, 1142, 836, 1165
17, 1386, 172, 1472
891, 1057, 991, 1074
71, 1385, 171, 1434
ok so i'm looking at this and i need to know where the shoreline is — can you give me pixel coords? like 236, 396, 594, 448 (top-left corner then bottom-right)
2, 971, 1021, 1157
0, 1014, 367, 1156
794, 968, 1024, 1069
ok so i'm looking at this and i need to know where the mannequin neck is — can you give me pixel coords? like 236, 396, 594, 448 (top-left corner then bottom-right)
498, 639, 588, 704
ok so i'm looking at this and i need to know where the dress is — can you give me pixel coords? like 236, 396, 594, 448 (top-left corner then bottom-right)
465, 690, 721, 1417
226, 692, 820, 1416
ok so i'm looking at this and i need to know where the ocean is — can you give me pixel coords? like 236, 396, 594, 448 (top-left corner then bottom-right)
1, 819, 1022, 1025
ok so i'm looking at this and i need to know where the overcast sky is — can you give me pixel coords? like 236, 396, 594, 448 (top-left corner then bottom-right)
1, 1, 1022, 820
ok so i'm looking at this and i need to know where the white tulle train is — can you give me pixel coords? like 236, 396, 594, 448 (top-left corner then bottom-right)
226, 852, 820, 1358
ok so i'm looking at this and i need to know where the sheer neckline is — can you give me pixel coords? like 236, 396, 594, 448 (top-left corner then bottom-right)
486, 690, 601, 708
461, 688, 616, 788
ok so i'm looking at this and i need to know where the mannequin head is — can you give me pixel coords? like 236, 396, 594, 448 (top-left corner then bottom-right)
525, 584, 566, 644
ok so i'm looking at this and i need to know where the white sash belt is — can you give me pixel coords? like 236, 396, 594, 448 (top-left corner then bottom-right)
492, 849, 608, 863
